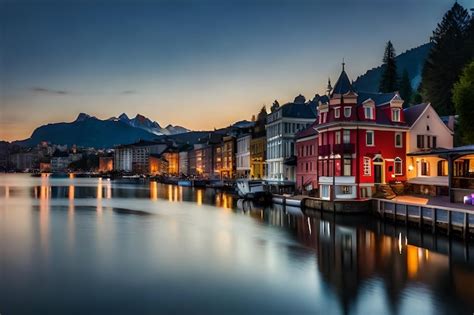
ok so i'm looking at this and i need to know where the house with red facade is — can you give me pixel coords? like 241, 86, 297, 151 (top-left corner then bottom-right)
315, 65, 409, 200
295, 122, 318, 193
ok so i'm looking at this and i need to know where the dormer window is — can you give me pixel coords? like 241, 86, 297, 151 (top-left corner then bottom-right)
334, 107, 340, 118
344, 107, 351, 118
392, 108, 401, 122
364, 106, 374, 120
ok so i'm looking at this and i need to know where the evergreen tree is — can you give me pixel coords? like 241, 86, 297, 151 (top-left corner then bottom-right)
398, 69, 413, 107
421, 2, 472, 116
379, 41, 398, 92
453, 61, 474, 145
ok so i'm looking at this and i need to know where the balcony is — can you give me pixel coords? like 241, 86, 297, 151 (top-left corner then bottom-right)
333, 143, 355, 155
318, 145, 331, 156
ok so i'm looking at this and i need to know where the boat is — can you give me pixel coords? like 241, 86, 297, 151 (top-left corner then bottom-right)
236, 179, 271, 202
178, 180, 192, 187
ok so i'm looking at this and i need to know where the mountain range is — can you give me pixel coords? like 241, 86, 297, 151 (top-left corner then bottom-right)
15, 113, 190, 148
353, 42, 432, 92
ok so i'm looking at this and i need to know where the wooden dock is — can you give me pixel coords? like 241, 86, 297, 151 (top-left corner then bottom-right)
374, 198, 473, 239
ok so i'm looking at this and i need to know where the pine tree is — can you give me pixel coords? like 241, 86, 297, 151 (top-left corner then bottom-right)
399, 69, 413, 107
453, 61, 474, 144
379, 41, 398, 92
421, 2, 472, 116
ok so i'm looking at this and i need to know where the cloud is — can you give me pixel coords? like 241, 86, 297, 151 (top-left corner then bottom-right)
121, 90, 137, 94
30, 87, 69, 95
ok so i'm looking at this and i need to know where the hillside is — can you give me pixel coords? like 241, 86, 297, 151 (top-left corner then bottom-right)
353, 43, 432, 92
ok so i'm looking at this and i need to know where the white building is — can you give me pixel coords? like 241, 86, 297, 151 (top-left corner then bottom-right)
265, 95, 317, 182
236, 134, 251, 178
404, 103, 454, 191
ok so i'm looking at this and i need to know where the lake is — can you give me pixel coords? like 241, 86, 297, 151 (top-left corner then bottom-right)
0, 174, 473, 314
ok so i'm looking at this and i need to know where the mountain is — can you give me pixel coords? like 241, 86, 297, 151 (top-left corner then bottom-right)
14, 113, 160, 148
353, 42, 433, 93
115, 113, 189, 135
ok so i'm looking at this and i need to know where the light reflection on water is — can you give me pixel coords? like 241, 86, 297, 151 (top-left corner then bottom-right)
0, 174, 473, 315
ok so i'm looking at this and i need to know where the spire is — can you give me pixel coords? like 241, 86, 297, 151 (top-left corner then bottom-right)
342, 58, 345, 71
326, 77, 332, 96
331, 63, 355, 96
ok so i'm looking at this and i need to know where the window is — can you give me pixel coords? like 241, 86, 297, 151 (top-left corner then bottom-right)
437, 160, 448, 176
364, 106, 374, 119
343, 130, 351, 144
394, 157, 402, 175
334, 107, 340, 118
421, 160, 429, 176
341, 185, 352, 194
321, 185, 330, 199
366, 130, 374, 146
392, 108, 401, 122
335, 131, 341, 144
395, 133, 402, 147
427, 136, 431, 148
343, 158, 351, 176
363, 157, 371, 176
344, 107, 351, 118
417, 135, 424, 148
432, 136, 437, 149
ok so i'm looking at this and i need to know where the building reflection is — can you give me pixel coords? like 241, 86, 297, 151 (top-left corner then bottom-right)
150, 181, 158, 200
236, 201, 474, 315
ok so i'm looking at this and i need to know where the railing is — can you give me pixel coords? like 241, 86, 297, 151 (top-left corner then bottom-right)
318, 145, 331, 156
333, 143, 355, 155
375, 198, 473, 239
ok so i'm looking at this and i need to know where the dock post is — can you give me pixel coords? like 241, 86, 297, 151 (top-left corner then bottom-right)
432, 208, 437, 234
464, 213, 469, 239
447, 211, 452, 237
394, 203, 397, 223
405, 204, 408, 225
419, 206, 423, 229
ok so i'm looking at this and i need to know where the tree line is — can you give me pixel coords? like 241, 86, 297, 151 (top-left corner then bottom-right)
378, 2, 473, 144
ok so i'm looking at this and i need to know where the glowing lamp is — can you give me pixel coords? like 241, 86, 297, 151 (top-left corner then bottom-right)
408, 165, 414, 171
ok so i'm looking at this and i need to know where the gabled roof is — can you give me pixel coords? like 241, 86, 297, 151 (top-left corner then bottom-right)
403, 103, 430, 126
331, 70, 355, 95
357, 91, 400, 107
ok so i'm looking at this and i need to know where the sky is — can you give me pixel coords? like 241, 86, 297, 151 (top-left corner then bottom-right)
0, 0, 472, 141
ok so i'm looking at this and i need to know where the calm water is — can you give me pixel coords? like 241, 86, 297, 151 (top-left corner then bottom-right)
1, 174, 473, 315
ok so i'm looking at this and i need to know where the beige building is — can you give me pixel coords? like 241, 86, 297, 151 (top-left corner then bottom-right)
404, 103, 454, 195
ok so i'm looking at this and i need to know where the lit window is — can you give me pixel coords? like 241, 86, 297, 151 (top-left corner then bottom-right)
341, 185, 352, 194
392, 108, 401, 122
363, 157, 371, 176
335, 131, 341, 144
343, 158, 351, 176
395, 133, 402, 147
394, 157, 403, 175
334, 107, 340, 118
366, 130, 374, 146
364, 106, 374, 119
344, 107, 351, 118
343, 130, 351, 144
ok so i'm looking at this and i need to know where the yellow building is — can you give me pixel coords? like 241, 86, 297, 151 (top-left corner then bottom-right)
250, 136, 266, 179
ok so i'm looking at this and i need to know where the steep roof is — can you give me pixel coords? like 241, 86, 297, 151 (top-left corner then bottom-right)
331, 70, 355, 95
357, 91, 400, 107
281, 102, 317, 119
403, 103, 430, 126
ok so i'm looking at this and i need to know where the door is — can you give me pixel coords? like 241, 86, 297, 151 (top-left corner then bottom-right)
374, 164, 382, 184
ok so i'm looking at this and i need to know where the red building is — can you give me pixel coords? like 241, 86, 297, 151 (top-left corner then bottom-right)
295, 121, 318, 193
315, 65, 408, 200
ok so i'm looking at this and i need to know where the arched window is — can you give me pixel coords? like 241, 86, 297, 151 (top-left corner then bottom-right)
394, 157, 403, 175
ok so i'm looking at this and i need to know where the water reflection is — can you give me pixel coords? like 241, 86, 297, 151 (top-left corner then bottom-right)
0, 175, 473, 314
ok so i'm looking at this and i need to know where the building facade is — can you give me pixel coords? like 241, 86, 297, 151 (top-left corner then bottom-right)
114, 140, 169, 174
295, 122, 318, 193
266, 96, 317, 182
236, 134, 251, 178
315, 66, 408, 200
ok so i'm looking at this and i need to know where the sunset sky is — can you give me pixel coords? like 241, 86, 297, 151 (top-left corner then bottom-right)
1, 0, 469, 141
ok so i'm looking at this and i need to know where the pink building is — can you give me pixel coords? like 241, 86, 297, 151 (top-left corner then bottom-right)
295, 121, 318, 193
